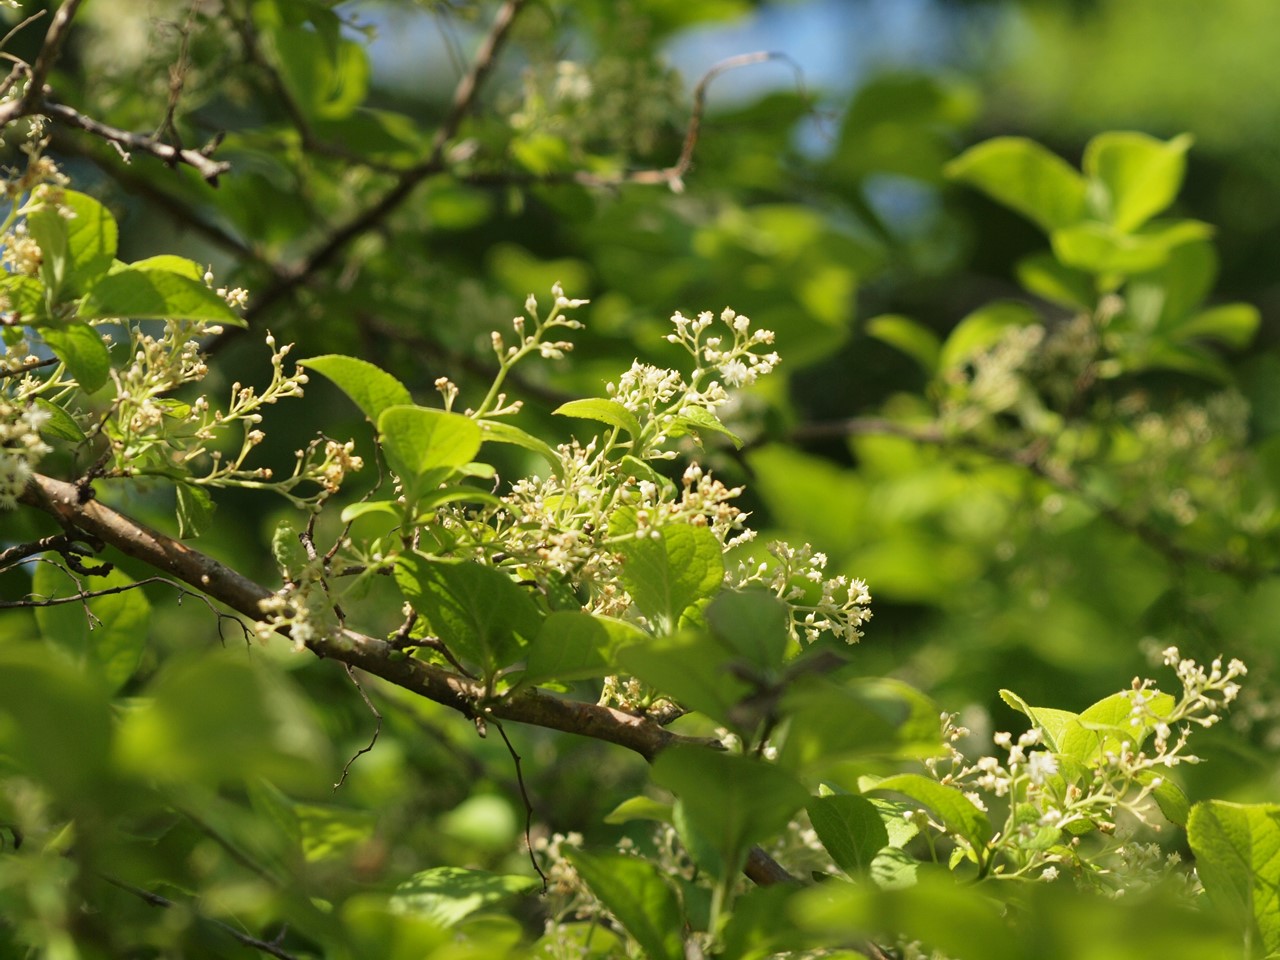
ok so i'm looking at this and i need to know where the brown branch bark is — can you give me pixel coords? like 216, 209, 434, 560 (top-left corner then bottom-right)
17, 471, 707, 762
17, 470, 799, 887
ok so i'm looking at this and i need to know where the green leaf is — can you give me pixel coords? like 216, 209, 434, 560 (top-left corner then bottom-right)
1167, 303, 1260, 349
0, 646, 115, 800
0, 273, 48, 323
32, 563, 150, 694
779, 678, 942, 773
616, 630, 753, 731
175, 482, 215, 539
299, 354, 412, 422
81, 267, 246, 325
390, 867, 538, 928
807, 795, 890, 877
1147, 772, 1190, 828
1083, 131, 1193, 232
945, 136, 1087, 232
522, 611, 646, 687
296, 803, 377, 863
603, 796, 674, 825
41, 322, 112, 393
1015, 252, 1096, 311
552, 397, 644, 440
666, 404, 744, 449
127, 254, 205, 279
376, 405, 482, 494
478, 419, 563, 477
1187, 800, 1280, 957
115, 652, 330, 790
937, 301, 1039, 372
705, 588, 791, 673
32, 396, 86, 442
339, 500, 402, 523
999, 689, 1080, 753
566, 852, 684, 960
1057, 689, 1175, 764
394, 556, 542, 676
1050, 219, 1213, 276
865, 314, 941, 375
653, 745, 810, 878
615, 523, 724, 631
868, 773, 994, 852
28, 189, 118, 298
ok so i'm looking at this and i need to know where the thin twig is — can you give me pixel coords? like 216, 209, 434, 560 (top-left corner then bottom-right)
101, 875, 302, 960
225, 0, 530, 338
21, 0, 83, 110
492, 718, 548, 890
41, 100, 229, 184
459, 51, 805, 192
334, 664, 382, 790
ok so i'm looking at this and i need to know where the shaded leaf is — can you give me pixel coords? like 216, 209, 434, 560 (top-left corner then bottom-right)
567, 852, 684, 960
390, 866, 538, 928
300, 354, 412, 422
946, 136, 1087, 232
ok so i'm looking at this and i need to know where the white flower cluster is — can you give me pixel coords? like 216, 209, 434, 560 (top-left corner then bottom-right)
0, 399, 51, 509
732, 541, 873, 645
925, 650, 1247, 889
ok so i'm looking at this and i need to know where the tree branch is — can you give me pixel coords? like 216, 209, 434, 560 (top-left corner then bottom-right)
41, 100, 229, 184
17, 471, 710, 762
231, 0, 529, 334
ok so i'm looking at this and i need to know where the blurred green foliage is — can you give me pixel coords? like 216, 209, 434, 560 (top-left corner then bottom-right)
2, 0, 1280, 956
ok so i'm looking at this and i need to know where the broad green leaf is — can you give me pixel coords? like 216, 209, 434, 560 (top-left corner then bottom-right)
0, 646, 114, 800
1147, 772, 1190, 828
115, 652, 330, 790
394, 556, 542, 675
868, 773, 994, 852
865, 313, 941, 374
566, 852, 683, 960
478, 418, 563, 477
1057, 689, 1174, 764
615, 523, 723, 630
175, 482, 215, 539
937, 301, 1038, 372
1083, 132, 1193, 232
340, 500, 402, 523
945, 136, 1087, 232
25, 199, 70, 295
552, 397, 643, 440
32, 396, 86, 442
28, 189, 117, 297
666, 404, 743, 449
603, 795, 674, 825
81, 267, 246, 325
1167, 303, 1260, 349
127, 254, 205, 279
523, 611, 646, 687
780, 678, 942, 773
376, 404, 482, 494
653, 745, 810, 878
0, 273, 48, 323
296, 804, 377, 863
41, 322, 111, 392
705, 588, 790, 673
33, 562, 150, 694
999, 689, 1080, 753
616, 630, 753, 731
808, 795, 889, 877
1188, 800, 1280, 957
299, 354, 412, 422
1050, 219, 1213, 276
272, 27, 370, 120
390, 867, 538, 928
1015, 252, 1096, 311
